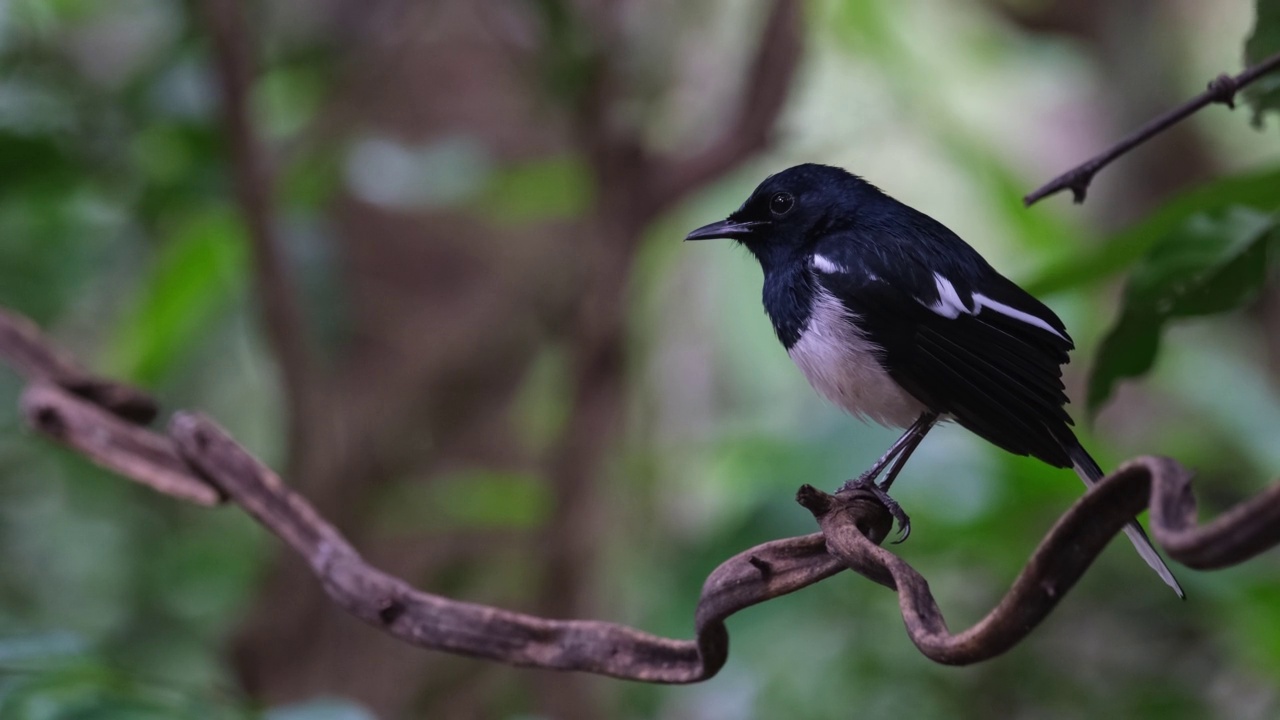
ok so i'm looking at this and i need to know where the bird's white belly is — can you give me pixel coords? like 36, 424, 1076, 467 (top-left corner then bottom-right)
787, 290, 925, 428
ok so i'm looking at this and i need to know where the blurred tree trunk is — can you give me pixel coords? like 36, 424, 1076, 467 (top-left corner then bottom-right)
227, 2, 801, 717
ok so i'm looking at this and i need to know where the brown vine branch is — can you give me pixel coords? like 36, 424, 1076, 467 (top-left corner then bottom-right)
6, 303, 1280, 676
0, 310, 157, 425
22, 384, 222, 507
171, 411, 856, 681
1024, 49, 1280, 207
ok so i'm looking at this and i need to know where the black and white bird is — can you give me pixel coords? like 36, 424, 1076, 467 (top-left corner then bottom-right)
685, 163, 1183, 598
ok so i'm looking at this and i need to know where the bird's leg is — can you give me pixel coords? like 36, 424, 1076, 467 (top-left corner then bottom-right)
837, 411, 939, 543
871, 412, 939, 542
839, 412, 939, 488
878, 412, 939, 492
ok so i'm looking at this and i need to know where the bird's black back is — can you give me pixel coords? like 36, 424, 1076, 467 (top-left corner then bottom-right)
811, 192, 1079, 467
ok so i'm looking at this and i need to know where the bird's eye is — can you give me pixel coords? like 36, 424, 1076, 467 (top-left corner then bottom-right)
769, 192, 795, 216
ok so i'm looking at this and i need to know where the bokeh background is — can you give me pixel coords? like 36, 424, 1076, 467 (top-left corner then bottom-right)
1, 0, 1279, 718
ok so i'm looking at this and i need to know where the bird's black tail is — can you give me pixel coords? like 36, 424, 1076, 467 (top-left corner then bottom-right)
1066, 442, 1185, 599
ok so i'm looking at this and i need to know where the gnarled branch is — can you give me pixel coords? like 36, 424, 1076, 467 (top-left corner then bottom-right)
6, 303, 1280, 678
0, 309, 157, 424
22, 384, 221, 507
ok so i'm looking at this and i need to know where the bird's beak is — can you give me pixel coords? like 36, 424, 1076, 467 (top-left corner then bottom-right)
684, 218, 766, 241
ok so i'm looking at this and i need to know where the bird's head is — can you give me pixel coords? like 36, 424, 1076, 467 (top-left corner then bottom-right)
685, 163, 880, 268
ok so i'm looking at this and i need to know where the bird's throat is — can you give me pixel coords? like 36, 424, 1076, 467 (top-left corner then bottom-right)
761, 263, 814, 350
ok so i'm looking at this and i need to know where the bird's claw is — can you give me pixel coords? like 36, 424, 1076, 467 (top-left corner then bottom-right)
837, 468, 878, 494
838, 476, 912, 544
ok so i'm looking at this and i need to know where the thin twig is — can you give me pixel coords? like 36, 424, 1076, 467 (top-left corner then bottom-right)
202, 0, 314, 473
523, 5, 802, 710
1024, 49, 1280, 207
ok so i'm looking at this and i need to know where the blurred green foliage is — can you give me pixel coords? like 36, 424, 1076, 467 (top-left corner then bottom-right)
371, 470, 551, 534
1246, 0, 1280, 125
479, 157, 594, 226
1088, 206, 1277, 413
106, 207, 247, 385
1027, 167, 1280, 296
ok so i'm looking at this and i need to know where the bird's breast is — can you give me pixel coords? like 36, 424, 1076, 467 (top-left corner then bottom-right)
787, 289, 925, 428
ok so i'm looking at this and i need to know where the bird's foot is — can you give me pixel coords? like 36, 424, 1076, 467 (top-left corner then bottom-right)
837, 475, 911, 544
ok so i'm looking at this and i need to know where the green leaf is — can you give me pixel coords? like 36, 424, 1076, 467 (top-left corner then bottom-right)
530, 0, 599, 106
1246, 0, 1280, 126
104, 206, 247, 384
0, 657, 243, 720
476, 156, 592, 226
370, 470, 551, 532
826, 0, 897, 60
252, 65, 327, 141
0, 132, 78, 193
1026, 167, 1280, 296
1087, 207, 1278, 413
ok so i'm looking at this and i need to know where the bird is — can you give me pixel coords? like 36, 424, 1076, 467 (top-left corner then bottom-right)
685, 163, 1184, 598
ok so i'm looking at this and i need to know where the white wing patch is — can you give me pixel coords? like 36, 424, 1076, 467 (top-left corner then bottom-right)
972, 294, 1067, 340
810, 253, 845, 274
927, 273, 1067, 341
929, 274, 969, 318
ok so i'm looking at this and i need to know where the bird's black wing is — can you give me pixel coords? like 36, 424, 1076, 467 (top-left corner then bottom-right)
811, 239, 1078, 468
